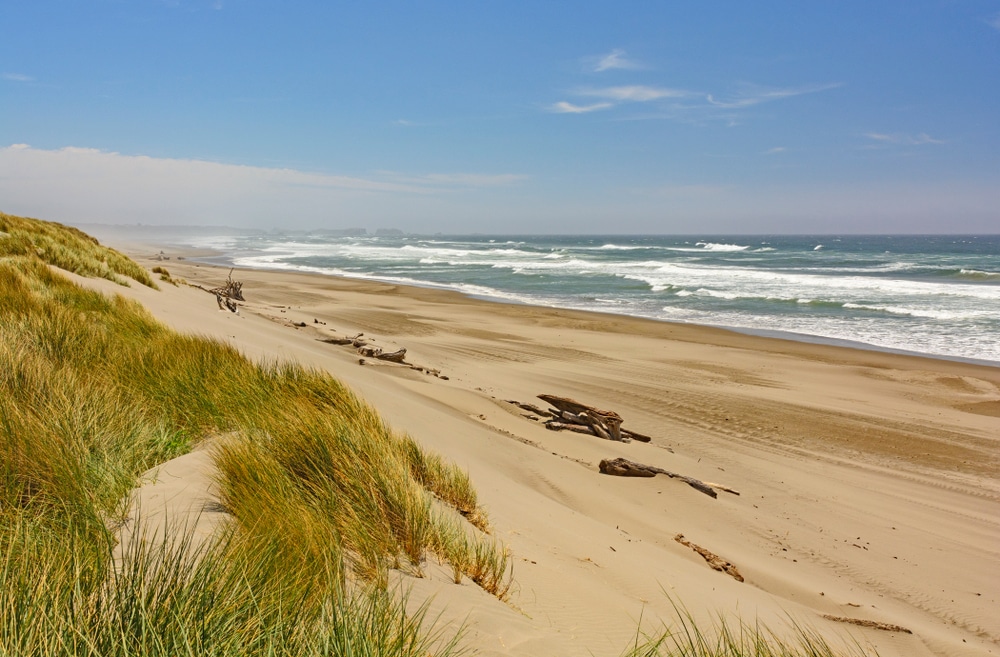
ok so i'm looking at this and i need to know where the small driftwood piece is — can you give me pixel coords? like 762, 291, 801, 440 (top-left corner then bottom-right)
506, 401, 553, 417
821, 615, 911, 634
545, 422, 596, 435
674, 534, 744, 582
621, 429, 652, 443
599, 457, 719, 498
539, 395, 625, 442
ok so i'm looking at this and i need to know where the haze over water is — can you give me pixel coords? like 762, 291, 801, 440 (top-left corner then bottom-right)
189, 233, 1000, 365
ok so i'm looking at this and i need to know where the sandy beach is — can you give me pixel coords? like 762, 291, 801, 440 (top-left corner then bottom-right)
73, 243, 1000, 657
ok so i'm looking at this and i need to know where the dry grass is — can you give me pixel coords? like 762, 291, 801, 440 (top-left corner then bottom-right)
0, 212, 502, 655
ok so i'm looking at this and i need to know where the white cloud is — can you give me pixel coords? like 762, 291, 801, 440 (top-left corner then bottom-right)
2, 73, 33, 82
548, 101, 614, 114
593, 49, 640, 72
548, 78, 837, 120
988, 12, 1000, 30
579, 85, 692, 102
764, 147, 786, 155
865, 132, 946, 146
0, 145, 525, 227
706, 83, 841, 109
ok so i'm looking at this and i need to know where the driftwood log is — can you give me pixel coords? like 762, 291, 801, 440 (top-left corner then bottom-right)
674, 534, 744, 582
358, 345, 407, 363
599, 457, 727, 498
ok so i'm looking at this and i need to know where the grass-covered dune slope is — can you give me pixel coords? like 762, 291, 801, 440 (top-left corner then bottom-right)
0, 212, 506, 656
0, 212, 873, 657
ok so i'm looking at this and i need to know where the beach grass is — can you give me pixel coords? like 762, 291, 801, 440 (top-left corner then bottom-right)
620, 600, 875, 657
0, 213, 502, 654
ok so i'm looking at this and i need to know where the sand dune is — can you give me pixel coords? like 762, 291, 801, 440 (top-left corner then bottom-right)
70, 247, 1000, 657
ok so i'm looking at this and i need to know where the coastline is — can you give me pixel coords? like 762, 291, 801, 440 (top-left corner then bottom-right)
79, 239, 1000, 656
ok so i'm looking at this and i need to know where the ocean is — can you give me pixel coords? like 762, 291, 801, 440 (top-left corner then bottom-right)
185, 233, 1000, 366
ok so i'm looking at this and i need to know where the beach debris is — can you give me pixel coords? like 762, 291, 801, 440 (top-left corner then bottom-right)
358, 345, 408, 363
674, 534, 744, 582
318, 333, 450, 378
211, 268, 244, 302
319, 332, 364, 346
507, 401, 553, 417
821, 615, 912, 634
193, 268, 244, 313
503, 395, 654, 443
540, 394, 625, 441
600, 457, 727, 498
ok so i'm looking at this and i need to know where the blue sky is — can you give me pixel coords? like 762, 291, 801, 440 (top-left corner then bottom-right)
2, 1, 999, 233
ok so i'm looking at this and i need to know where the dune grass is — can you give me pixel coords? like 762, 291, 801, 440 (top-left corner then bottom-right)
0, 212, 155, 287
620, 601, 876, 657
0, 213, 506, 654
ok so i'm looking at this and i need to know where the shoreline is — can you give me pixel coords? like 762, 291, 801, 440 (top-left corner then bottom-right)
77, 238, 1000, 656
189, 252, 1000, 371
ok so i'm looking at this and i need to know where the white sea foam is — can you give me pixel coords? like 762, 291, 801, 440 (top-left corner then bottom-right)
199, 232, 1000, 364
696, 242, 751, 252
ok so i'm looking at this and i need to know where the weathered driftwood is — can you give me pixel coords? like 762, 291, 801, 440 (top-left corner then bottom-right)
195, 268, 244, 313
538, 394, 625, 442
674, 534, 744, 582
621, 429, 652, 443
375, 348, 406, 363
506, 401, 553, 417
357, 344, 407, 363
701, 481, 740, 496
320, 333, 364, 345
215, 293, 239, 313
821, 615, 911, 634
599, 457, 719, 498
210, 268, 244, 302
545, 422, 596, 435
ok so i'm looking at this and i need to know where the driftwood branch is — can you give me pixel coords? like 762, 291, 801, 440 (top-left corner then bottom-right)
599, 457, 731, 499
821, 615, 911, 634
674, 534, 744, 582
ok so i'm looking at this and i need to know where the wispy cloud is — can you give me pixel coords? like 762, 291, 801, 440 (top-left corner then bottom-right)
706, 83, 841, 108
578, 85, 693, 102
547, 72, 839, 121
548, 101, 614, 114
2, 72, 33, 82
764, 147, 786, 155
987, 12, 1000, 30
592, 49, 641, 72
865, 132, 946, 145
